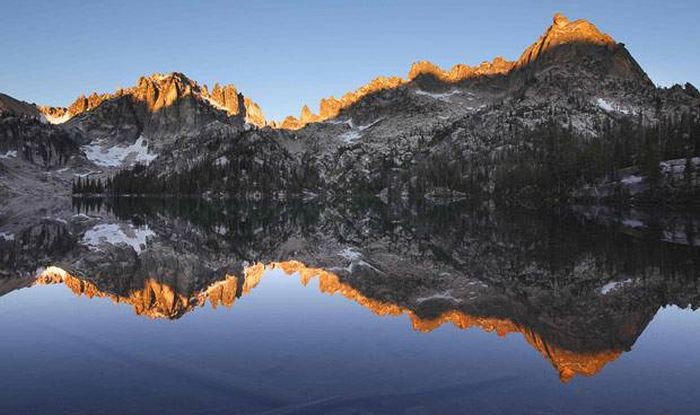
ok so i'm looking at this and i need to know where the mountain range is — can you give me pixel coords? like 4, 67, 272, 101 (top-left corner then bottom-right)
1, 13, 698, 205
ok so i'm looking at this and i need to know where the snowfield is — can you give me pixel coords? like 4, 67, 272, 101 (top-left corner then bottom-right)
414, 89, 461, 101
416, 291, 462, 303
202, 96, 231, 113
0, 150, 17, 159
81, 223, 155, 253
620, 175, 642, 185
215, 156, 229, 167
0, 232, 15, 241
622, 219, 645, 229
338, 118, 384, 143
43, 112, 72, 124
660, 157, 700, 174
600, 278, 633, 295
596, 98, 629, 114
339, 247, 362, 260
340, 130, 362, 143
82, 136, 157, 167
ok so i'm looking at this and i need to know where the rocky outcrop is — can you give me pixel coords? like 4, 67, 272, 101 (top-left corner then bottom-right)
408, 56, 515, 83
516, 13, 615, 67
0, 93, 42, 118
276, 13, 657, 130
0, 112, 80, 168
37, 72, 269, 131
207, 83, 243, 115
281, 76, 406, 129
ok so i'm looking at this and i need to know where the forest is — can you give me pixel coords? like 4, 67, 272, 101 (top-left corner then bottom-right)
73, 111, 700, 206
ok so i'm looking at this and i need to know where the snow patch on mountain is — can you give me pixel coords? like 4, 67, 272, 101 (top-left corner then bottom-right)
416, 291, 462, 303
339, 118, 384, 143
202, 96, 230, 113
43, 113, 72, 124
414, 89, 461, 101
82, 136, 157, 167
596, 98, 629, 114
660, 157, 700, 174
339, 247, 362, 260
215, 156, 229, 167
600, 278, 633, 295
0, 150, 17, 159
621, 175, 642, 185
622, 219, 645, 228
0, 232, 15, 241
662, 230, 700, 246
340, 130, 362, 143
324, 118, 352, 126
82, 223, 155, 253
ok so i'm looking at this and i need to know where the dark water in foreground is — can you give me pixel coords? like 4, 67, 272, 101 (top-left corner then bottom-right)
0, 198, 699, 414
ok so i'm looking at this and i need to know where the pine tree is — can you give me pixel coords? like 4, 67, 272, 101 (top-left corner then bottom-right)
685, 155, 695, 190
641, 133, 661, 185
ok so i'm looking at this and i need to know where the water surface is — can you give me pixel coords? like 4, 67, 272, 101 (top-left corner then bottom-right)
0, 198, 698, 414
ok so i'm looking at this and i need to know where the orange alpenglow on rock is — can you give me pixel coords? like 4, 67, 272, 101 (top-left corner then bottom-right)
411, 309, 623, 383
32, 262, 624, 381
407, 56, 515, 83
33, 266, 240, 319
277, 13, 621, 130
209, 83, 242, 115
36, 14, 626, 131
281, 76, 406, 130
515, 12, 616, 68
38, 72, 270, 128
270, 260, 625, 382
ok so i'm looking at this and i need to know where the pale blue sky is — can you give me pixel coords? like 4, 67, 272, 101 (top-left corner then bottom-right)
1, 0, 697, 121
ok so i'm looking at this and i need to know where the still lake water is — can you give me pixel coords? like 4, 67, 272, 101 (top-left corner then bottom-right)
0, 198, 699, 414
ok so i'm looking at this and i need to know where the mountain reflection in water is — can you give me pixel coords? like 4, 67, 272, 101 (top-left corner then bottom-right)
1, 197, 699, 384
31, 262, 624, 383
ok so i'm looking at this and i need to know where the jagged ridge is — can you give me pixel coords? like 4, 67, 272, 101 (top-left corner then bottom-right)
20, 13, 654, 132
32, 261, 625, 382
279, 12, 652, 129
38, 72, 268, 127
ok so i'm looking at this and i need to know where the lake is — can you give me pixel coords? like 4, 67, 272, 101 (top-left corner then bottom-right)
0, 197, 699, 414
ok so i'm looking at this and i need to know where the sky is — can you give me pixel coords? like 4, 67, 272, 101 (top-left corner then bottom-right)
1, 0, 698, 121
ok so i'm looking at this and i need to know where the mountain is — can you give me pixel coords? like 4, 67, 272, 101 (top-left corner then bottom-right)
1, 13, 699, 205
280, 13, 656, 129
0, 93, 44, 118
38, 72, 268, 128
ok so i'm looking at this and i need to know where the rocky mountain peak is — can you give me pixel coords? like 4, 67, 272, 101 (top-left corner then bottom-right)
35, 72, 269, 128
131, 72, 202, 112
552, 12, 569, 28
515, 13, 617, 67
408, 56, 515, 83
0, 93, 42, 118
279, 76, 405, 130
205, 83, 241, 115
16, 13, 664, 136
300, 105, 319, 124
276, 14, 638, 130
131, 73, 268, 126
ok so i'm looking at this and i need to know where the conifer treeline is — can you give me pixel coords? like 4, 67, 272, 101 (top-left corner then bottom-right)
72, 176, 107, 194
73, 141, 316, 196
72, 111, 700, 205
487, 112, 700, 203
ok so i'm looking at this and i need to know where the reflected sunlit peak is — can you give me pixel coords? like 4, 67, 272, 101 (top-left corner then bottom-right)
18, 260, 652, 382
